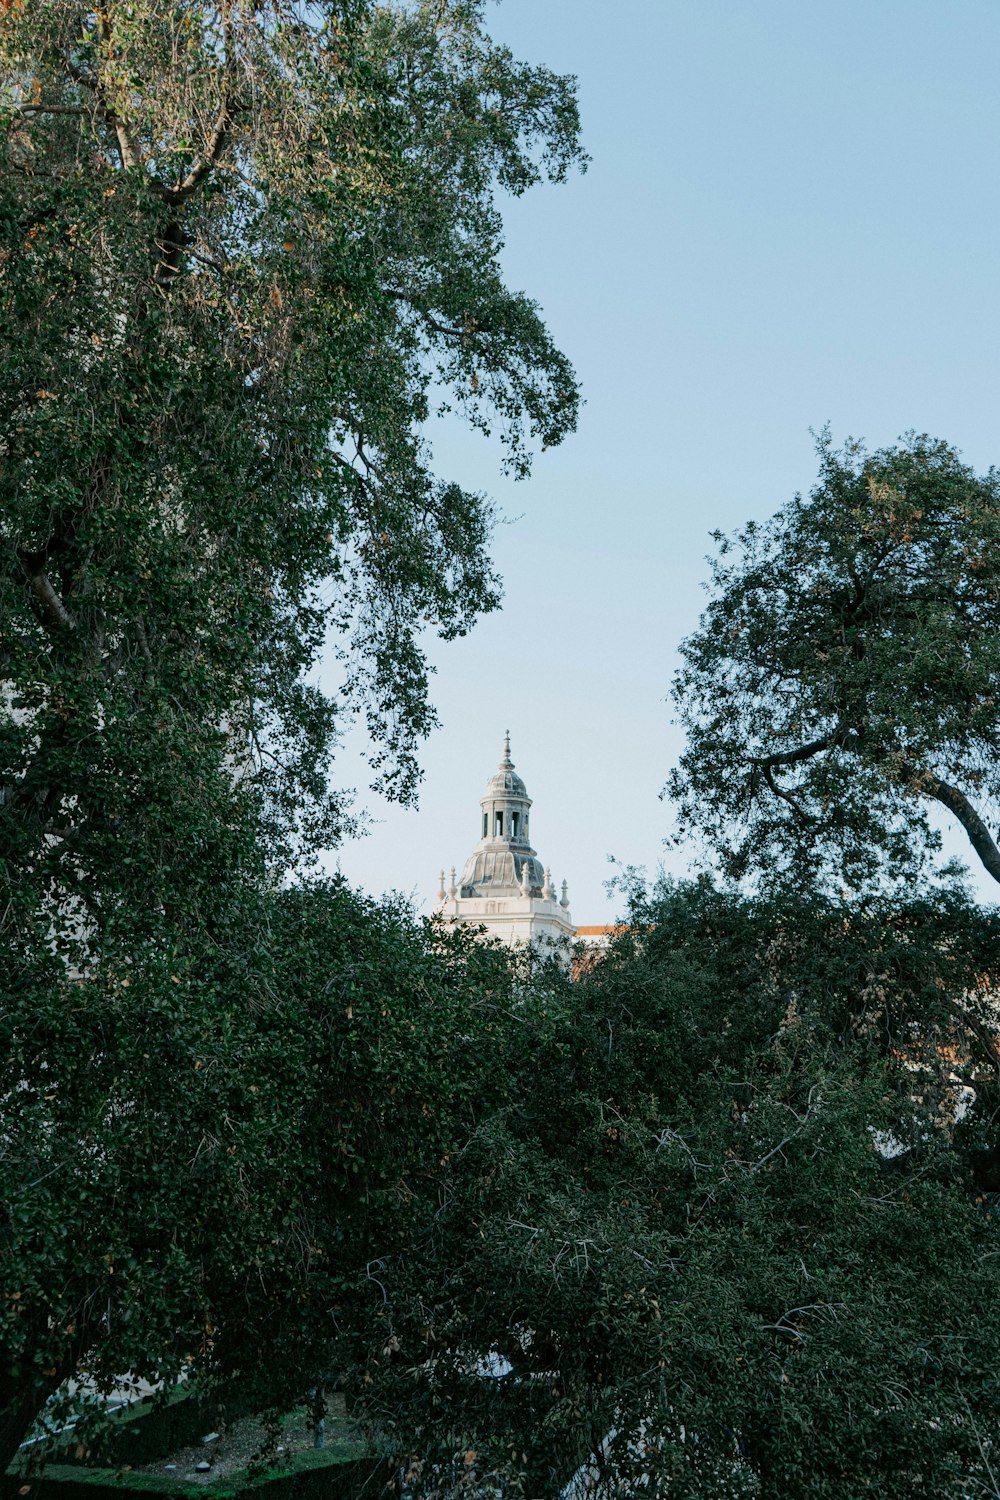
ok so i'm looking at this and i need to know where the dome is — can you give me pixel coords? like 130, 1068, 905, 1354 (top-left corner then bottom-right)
460, 849, 544, 897
483, 766, 528, 798
480, 732, 528, 802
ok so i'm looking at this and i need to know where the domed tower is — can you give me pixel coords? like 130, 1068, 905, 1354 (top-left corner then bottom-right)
461, 730, 543, 897
437, 733, 575, 950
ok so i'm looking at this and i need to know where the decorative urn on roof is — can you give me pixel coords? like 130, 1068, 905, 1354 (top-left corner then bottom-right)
436, 732, 575, 951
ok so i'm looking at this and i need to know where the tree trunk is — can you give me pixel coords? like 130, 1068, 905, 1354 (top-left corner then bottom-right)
0, 1378, 48, 1477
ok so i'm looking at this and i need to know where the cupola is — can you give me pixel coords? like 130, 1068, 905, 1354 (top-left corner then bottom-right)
436, 732, 575, 952
460, 732, 543, 896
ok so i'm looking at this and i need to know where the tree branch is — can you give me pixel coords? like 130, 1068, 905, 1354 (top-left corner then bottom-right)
64, 59, 100, 92
90, 10, 144, 174
760, 763, 813, 823
944, 996, 1000, 1080
917, 771, 1000, 889
11, 104, 91, 117
749, 723, 859, 772
18, 556, 77, 633
382, 288, 474, 340
171, 101, 232, 201
751, 723, 1000, 896
168, 15, 235, 203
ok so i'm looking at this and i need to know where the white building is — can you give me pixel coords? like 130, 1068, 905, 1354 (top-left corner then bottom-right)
436, 733, 576, 950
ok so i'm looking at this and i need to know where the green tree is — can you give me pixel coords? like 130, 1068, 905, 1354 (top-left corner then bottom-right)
0, 0, 585, 1464
1, 0, 585, 928
669, 433, 1000, 893
355, 882, 1000, 1498
0, 877, 524, 1472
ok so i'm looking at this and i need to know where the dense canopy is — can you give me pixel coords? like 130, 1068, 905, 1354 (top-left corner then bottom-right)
7, 6, 1000, 1493
1, 0, 586, 929
670, 433, 1000, 893
354, 880, 1000, 1498
0, 0, 585, 1463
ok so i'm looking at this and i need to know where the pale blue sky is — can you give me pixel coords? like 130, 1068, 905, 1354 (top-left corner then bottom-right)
327, 0, 1000, 919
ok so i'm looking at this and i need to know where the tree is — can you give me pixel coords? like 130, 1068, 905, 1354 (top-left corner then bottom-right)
668, 432, 1000, 893
0, 0, 585, 1463
1, 0, 585, 927
353, 881, 1000, 1498
0, 877, 525, 1472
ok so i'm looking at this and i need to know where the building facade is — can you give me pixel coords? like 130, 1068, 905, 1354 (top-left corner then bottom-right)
436, 733, 576, 950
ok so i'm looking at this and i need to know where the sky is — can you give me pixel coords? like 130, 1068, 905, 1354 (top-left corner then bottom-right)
325, 0, 1000, 920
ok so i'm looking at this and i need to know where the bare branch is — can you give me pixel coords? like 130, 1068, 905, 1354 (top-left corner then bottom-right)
112, 117, 142, 171
90, 8, 143, 174
749, 1134, 796, 1174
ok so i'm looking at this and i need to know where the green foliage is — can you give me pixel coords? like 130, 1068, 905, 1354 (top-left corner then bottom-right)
669, 432, 1000, 892
353, 882, 1000, 1497
0, 879, 526, 1465
0, 0, 584, 1460
11, 9, 998, 1493
1, 0, 585, 934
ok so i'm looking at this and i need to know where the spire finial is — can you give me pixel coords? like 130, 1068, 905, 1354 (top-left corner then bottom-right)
500, 729, 513, 769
